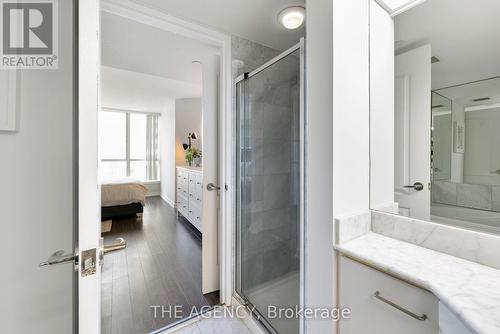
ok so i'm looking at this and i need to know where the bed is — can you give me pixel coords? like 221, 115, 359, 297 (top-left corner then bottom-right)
101, 179, 147, 220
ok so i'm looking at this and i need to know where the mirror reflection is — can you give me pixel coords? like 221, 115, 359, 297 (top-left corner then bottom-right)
431, 78, 500, 233
370, 0, 500, 234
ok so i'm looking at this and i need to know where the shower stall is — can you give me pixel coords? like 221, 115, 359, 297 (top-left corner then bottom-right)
235, 40, 305, 334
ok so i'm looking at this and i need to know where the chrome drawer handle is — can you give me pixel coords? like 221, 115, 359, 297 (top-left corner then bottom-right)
373, 291, 427, 321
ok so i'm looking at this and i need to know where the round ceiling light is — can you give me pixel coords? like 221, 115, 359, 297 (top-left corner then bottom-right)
278, 6, 305, 30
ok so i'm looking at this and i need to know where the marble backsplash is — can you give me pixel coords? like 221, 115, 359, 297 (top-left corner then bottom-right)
335, 210, 500, 270
371, 211, 500, 270
432, 180, 500, 212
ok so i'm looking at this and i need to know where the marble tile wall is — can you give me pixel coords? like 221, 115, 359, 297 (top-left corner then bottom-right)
432, 180, 500, 212
234, 36, 301, 291
231, 35, 281, 78
371, 211, 500, 270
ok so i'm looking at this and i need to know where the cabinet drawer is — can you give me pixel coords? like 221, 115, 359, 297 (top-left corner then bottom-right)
339, 256, 438, 334
188, 172, 196, 189
195, 174, 203, 190
188, 203, 202, 232
177, 195, 188, 215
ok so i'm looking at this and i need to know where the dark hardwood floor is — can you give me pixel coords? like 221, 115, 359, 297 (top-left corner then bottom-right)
101, 197, 219, 334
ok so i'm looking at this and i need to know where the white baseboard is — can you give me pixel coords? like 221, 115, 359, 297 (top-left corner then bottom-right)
161, 194, 176, 208
146, 192, 161, 197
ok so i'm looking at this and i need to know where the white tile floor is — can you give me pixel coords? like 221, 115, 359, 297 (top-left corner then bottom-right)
168, 308, 254, 334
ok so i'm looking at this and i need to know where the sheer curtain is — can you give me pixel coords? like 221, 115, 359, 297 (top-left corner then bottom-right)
146, 114, 159, 181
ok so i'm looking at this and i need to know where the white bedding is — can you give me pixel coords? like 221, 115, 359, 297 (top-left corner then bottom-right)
101, 179, 147, 207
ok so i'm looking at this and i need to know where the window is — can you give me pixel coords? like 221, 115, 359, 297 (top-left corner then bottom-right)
99, 110, 159, 181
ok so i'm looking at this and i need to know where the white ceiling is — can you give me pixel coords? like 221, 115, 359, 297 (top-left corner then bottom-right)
395, 0, 500, 90
101, 66, 201, 112
132, 0, 305, 51
102, 11, 216, 85
436, 77, 500, 108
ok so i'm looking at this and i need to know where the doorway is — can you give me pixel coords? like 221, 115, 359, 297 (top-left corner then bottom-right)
98, 4, 230, 333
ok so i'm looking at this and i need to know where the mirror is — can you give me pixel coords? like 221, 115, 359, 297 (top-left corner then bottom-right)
370, 0, 500, 235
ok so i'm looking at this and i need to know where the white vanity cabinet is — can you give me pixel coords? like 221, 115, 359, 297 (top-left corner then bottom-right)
339, 256, 439, 334
176, 166, 203, 232
439, 303, 474, 334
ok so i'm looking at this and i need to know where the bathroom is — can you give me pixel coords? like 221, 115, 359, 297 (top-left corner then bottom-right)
4, 0, 500, 333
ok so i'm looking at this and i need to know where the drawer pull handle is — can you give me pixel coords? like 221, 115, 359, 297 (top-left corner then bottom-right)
373, 291, 427, 321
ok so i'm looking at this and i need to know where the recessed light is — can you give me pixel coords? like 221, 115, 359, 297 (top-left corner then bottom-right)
278, 6, 305, 30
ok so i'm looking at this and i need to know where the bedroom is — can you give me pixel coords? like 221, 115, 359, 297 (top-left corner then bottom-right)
98, 12, 221, 333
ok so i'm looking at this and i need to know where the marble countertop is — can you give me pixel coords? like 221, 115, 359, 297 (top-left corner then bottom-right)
335, 232, 500, 334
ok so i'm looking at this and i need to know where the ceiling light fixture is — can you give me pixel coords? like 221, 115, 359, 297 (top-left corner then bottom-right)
278, 6, 305, 30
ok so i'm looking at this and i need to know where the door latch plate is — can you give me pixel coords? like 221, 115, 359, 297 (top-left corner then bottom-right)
81, 248, 97, 277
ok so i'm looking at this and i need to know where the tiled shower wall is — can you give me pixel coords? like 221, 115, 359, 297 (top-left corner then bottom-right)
233, 36, 301, 292
432, 180, 500, 212
231, 35, 281, 78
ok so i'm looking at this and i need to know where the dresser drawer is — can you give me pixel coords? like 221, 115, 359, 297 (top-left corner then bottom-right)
195, 174, 203, 190
339, 256, 438, 334
177, 195, 189, 216
176, 167, 203, 233
188, 202, 202, 232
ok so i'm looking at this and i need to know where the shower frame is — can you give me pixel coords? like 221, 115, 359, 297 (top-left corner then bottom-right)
233, 38, 306, 334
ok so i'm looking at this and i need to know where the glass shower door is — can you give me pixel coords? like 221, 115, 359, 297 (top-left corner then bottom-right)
235, 42, 304, 334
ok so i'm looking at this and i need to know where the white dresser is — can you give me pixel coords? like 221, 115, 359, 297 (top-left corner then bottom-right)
176, 166, 203, 232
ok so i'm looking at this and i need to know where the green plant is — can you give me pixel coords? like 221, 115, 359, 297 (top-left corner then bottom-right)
185, 147, 201, 166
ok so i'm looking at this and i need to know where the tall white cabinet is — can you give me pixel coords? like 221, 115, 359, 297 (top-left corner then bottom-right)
176, 166, 203, 232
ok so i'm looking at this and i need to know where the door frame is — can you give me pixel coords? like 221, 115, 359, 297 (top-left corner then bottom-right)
79, 0, 234, 332
99, 0, 234, 306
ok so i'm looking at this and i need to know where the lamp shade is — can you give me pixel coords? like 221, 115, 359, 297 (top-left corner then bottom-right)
182, 143, 189, 150
190, 132, 198, 140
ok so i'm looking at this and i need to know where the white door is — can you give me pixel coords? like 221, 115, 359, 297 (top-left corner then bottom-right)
78, 0, 101, 332
394, 45, 431, 220
201, 53, 221, 294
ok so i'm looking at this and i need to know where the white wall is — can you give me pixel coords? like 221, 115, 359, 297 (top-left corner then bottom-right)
332, 0, 370, 217
160, 99, 176, 205
304, 0, 334, 333
0, 1, 76, 333
369, 1, 396, 211
175, 98, 202, 166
